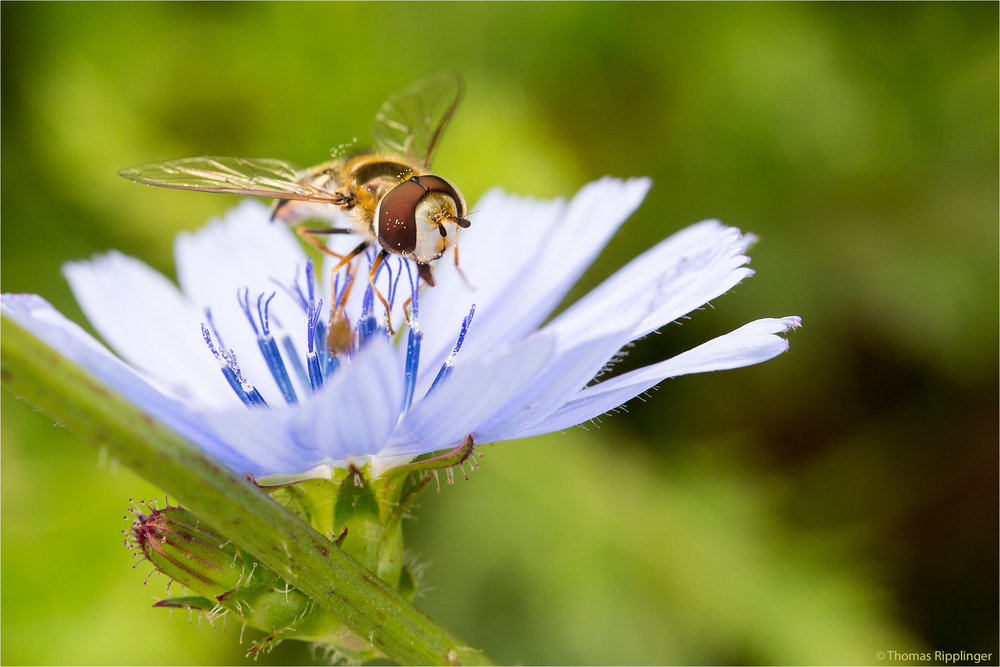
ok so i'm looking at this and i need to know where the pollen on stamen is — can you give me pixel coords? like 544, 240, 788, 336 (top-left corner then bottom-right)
201, 323, 268, 407
428, 304, 476, 394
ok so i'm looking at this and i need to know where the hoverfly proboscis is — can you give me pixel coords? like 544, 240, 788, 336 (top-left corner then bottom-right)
119, 72, 471, 335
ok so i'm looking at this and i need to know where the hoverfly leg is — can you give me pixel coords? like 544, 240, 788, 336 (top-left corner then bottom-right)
330, 241, 371, 274
452, 245, 476, 291
402, 296, 414, 327
302, 227, 355, 236
295, 225, 355, 258
367, 250, 395, 335
333, 263, 358, 318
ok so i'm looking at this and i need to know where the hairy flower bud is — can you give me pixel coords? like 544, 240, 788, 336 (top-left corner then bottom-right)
129, 503, 242, 598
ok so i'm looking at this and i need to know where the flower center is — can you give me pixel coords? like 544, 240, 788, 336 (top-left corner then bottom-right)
198, 256, 476, 416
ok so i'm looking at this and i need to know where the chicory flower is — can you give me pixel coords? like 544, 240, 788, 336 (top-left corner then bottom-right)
2, 178, 799, 481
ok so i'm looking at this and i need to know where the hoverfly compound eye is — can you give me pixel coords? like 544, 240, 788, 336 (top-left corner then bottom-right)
375, 179, 423, 254
376, 175, 468, 263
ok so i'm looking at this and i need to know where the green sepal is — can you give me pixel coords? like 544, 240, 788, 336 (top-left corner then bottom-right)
397, 564, 418, 601
264, 477, 340, 538
379, 435, 477, 490
135, 473, 434, 657
152, 595, 215, 611
334, 473, 382, 573
376, 473, 432, 590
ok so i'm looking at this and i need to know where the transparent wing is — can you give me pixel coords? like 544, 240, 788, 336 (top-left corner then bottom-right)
118, 156, 344, 204
371, 71, 464, 170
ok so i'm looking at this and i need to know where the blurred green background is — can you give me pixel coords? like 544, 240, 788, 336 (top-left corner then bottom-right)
2, 3, 997, 665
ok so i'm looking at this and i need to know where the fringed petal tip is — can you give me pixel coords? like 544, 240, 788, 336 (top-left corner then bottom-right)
509, 315, 802, 439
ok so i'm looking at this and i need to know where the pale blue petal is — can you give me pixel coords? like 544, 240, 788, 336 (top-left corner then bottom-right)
380, 335, 555, 458
544, 220, 754, 348
289, 336, 404, 460
512, 317, 801, 438
468, 221, 759, 442
63, 252, 237, 408
474, 330, 634, 444
200, 407, 323, 475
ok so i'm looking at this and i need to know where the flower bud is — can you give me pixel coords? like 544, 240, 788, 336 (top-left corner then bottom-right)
129, 504, 243, 598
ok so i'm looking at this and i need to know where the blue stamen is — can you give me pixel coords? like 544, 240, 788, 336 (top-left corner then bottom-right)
270, 264, 309, 313
400, 261, 421, 415
258, 337, 297, 402
355, 252, 391, 349
244, 384, 268, 407
201, 323, 268, 408
251, 292, 297, 404
267, 309, 311, 391
359, 248, 390, 321
237, 287, 260, 336
280, 332, 310, 389
428, 304, 476, 394
307, 352, 324, 391
384, 259, 395, 306
384, 257, 405, 311
313, 318, 340, 378
332, 268, 353, 312
256, 293, 271, 334
306, 296, 325, 391
356, 315, 380, 348
305, 259, 317, 305
203, 308, 227, 349
359, 278, 374, 321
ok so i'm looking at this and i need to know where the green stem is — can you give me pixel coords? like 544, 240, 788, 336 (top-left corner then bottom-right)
0, 316, 493, 666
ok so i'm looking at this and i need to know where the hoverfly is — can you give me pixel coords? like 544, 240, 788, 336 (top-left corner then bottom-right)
119, 72, 470, 333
